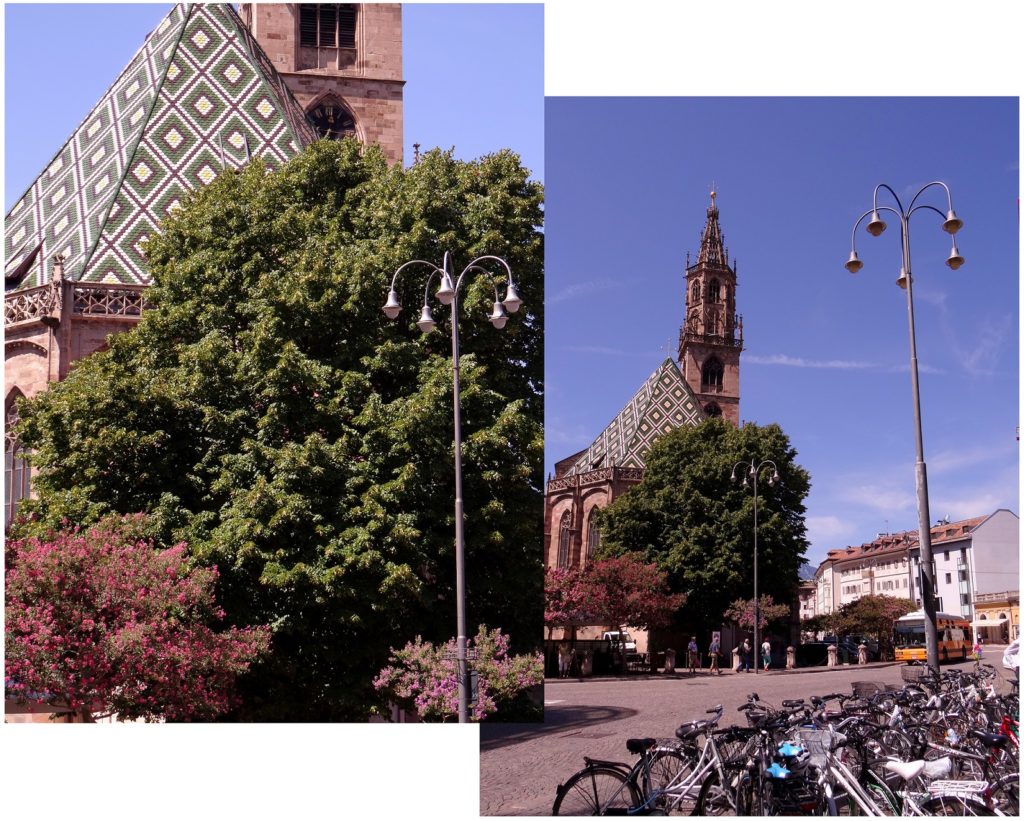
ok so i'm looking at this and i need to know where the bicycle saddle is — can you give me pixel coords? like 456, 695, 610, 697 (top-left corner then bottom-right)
626, 737, 657, 754
968, 729, 1009, 748
782, 699, 805, 708
883, 760, 926, 782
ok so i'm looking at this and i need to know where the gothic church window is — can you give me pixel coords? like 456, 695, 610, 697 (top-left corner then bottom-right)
690, 281, 701, 304
300, 4, 357, 48
5, 393, 31, 530
586, 508, 601, 560
707, 278, 720, 302
701, 356, 724, 391
557, 510, 571, 568
704, 402, 722, 417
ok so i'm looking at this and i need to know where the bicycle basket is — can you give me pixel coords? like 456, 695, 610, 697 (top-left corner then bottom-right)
900, 665, 928, 683
795, 726, 832, 771
851, 681, 887, 698
713, 726, 758, 768
745, 708, 771, 727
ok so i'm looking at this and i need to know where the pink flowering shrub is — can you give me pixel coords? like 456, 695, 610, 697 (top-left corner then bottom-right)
373, 625, 543, 722
4, 516, 271, 722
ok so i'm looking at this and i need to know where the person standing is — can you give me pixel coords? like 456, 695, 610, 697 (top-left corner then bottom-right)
761, 639, 772, 671
709, 635, 721, 675
738, 638, 751, 672
687, 636, 699, 675
557, 641, 573, 679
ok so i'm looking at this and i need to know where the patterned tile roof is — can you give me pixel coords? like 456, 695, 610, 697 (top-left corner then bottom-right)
563, 358, 706, 476
5, 3, 318, 291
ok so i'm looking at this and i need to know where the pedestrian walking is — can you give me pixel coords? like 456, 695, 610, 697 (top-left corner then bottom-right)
687, 636, 699, 674
709, 635, 721, 675
761, 639, 771, 671
738, 638, 751, 672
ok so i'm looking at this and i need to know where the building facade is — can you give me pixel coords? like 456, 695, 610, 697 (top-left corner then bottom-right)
5, 4, 403, 528
544, 194, 743, 575
807, 510, 1019, 642
239, 4, 403, 164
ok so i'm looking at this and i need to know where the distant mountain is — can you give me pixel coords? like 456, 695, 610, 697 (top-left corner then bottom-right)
798, 561, 815, 581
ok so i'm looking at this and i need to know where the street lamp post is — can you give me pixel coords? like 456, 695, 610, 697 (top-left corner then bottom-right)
731, 458, 779, 675
383, 251, 522, 723
845, 181, 963, 676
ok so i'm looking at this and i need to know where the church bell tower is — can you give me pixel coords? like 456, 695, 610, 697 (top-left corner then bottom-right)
240, 4, 404, 164
678, 191, 743, 426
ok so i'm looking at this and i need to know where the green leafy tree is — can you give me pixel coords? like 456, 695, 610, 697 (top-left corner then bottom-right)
13, 140, 543, 720
827, 595, 916, 659
597, 419, 810, 639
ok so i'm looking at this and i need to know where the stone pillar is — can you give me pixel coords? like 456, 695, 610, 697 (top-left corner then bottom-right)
732, 646, 741, 672
581, 650, 593, 677
664, 648, 676, 674
827, 644, 838, 668
786, 646, 796, 670
858, 644, 867, 665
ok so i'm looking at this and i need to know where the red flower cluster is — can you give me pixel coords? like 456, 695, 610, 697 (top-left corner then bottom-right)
4, 517, 270, 721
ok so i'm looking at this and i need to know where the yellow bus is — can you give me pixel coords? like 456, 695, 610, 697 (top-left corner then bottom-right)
894, 610, 972, 663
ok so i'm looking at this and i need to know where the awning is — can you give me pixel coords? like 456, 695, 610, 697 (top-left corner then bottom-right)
972, 618, 1008, 627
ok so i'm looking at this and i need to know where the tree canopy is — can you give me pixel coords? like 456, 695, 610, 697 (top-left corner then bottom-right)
543, 555, 684, 635
13, 140, 544, 720
806, 595, 916, 658
596, 418, 810, 638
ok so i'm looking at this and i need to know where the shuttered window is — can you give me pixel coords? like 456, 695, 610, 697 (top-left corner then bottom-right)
300, 5, 357, 49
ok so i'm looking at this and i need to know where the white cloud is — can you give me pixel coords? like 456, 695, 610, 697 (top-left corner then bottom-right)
837, 482, 917, 516
806, 515, 856, 545
928, 442, 1017, 475
745, 353, 944, 375
745, 354, 874, 370
548, 277, 616, 305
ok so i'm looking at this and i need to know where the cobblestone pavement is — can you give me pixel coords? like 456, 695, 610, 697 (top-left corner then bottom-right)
479, 656, 1018, 816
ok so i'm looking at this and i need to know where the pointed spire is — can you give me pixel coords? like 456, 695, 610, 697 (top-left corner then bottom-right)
698, 188, 727, 266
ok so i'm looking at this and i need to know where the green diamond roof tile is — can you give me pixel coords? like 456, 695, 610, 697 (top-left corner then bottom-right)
5, 4, 318, 290
563, 358, 706, 476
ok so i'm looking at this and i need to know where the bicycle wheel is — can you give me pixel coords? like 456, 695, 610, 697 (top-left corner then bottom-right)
989, 773, 1019, 816
552, 765, 641, 816
919, 794, 996, 816
694, 771, 743, 816
641, 749, 698, 814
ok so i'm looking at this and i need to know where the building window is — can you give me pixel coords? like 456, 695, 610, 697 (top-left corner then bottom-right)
690, 280, 701, 305
557, 511, 571, 569
703, 402, 722, 417
300, 4, 357, 48
961, 594, 969, 606
944, 551, 949, 561
707, 278, 721, 302
945, 572, 951, 584
701, 357, 724, 391
5, 394, 31, 530
958, 570, 967, 582
585, 507, 601, 560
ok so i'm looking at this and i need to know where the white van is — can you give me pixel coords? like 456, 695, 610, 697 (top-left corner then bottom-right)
602, 631, 637, 653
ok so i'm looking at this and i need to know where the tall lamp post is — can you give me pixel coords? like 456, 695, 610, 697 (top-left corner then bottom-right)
845, 181, 964, 676
731, 458, 779, 675
383, 251, 523, 723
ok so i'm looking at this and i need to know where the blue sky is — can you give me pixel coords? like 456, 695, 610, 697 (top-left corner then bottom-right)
545, 97, 1019, 568
3, 3, 543, 210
